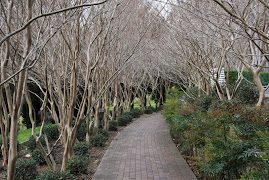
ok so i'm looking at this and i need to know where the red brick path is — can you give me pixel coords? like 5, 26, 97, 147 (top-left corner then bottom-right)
93, 113, 197, 180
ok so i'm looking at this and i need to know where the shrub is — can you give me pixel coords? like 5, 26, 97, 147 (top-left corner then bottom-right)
90, 134, 106, 147
14, 158, 38, 180
98, 128, 109, 139
108, 120, 118, 131
67, 156, 88, 175
44, 125, 59, 141
198, 94, 215, 112
74, 142, 91, 156
129, 108, 143, 118
118, 114, 132, 126
76, 121, 87, 141
32, 147, 55, 165
235, 82, 259, 104
144, 108, 153, 114
27, 136, 46, 152
36, 170, 74, 180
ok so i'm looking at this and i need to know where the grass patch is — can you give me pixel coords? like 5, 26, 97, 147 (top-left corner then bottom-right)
0, 124, 57, 144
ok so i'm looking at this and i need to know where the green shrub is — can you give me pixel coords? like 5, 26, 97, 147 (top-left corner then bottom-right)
129, 108, 143, 118
32, 147, 55, 165
74, 142, 90, 156
36, 170, 74, 180
98, 128, 109, 139
235, 82, 259, 104
225, 70, 269, 86
44, 125, 59, 141
90, 134, 106, 147
108, 120, 118, 131
14, 158, 38, 180
27, 136, 46, 152
198, 94, 215, 112
67, 156, 88, 175
144, 108, 153, 114
76, 121, 87, 141
118, 114, 132, 126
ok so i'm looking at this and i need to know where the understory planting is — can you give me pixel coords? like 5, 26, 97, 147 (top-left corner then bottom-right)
164, 88, 269, 180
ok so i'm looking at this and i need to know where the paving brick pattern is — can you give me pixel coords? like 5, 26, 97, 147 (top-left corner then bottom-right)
93, 113, 197, 180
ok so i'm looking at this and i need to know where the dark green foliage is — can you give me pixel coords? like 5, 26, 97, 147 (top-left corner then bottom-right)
36, 170, 74, 180
72, 120, 87, 141
32, 147, 55, 165
98, 128, 109, 139
14, 158, 38, 180
90, 134, 106, 147
129, 108, 143, 118
67, 156, 88, 175
74, 142, 91, 156
27, 136, 46, 152
144, 107, 153, 114
117, 114, 132, 126
225, 70, 269, 86
198, 94, 215, 112
43, 125, 59, 141
164, 88, 269, 179
32, 148, 46, 165
108, 120, 118, 131
235, 82, 259, 104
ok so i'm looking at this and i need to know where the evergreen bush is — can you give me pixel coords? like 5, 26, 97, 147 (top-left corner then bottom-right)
13, 158, 38, 180
74, 141, 91, 156
67, 156, 88, 175
90, 134, 106, 147
108, 120, 118, 131
36, 170, 74, 180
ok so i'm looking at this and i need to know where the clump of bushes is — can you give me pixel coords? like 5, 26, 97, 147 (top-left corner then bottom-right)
129, 108, 143, 118
74, 142, 91, 156
98, 128, 109, 139
67, 156, 89, 175
164, 88, 269, 179
32, 147, 55, 165
27, 136, 46, 152
44, 125, 59, 141
90, 134, 106, 147
118, 114, 132, 126
36, 170, 74, 180
13, 158, 38, 180
108, 120, 118, 131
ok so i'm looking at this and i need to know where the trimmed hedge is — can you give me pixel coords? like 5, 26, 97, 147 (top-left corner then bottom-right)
225, 70, 269, 86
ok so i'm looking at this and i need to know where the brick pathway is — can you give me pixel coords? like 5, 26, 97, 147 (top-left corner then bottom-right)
93, 113, 197, 180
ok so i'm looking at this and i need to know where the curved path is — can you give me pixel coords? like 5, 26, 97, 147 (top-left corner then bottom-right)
93, 113, 197, 180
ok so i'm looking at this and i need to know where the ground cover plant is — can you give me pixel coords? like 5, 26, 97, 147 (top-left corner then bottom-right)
164, 88, 269, 179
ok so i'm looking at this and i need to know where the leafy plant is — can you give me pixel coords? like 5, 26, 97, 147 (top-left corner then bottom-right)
67, 156, 89, 175
43, 125, 59, 141
118, 114, 132, 126
74, 141, 91, 156
36, 170, 74, 180
108, 120, 118, 131
98, 128, 109, 139
27, 136, 46, 152
13, 158, 38, 180
90, 134, 106, 147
